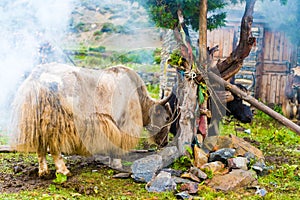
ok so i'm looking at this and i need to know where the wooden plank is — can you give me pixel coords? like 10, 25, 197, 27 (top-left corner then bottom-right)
215, 29, 222, 58
269, 32, 275, 61
207, 30, 214, 50
279, 75, 287, 104
260, 74, 268, 102
229, 29, 234, 53
263, 63, 288, 73
273, 32, 280, 61
282, 33, 288, 61
264, 31, 271, 61
223, 30, 230, 57
270, 75, 277, 104
278, 32, 284, 62
265, 74, 271, 103
276, 75, 282, 104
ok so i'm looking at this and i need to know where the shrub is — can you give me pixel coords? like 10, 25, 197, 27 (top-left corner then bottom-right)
101, 22, 115, 33
93, 30, 103, 36
88, 46, 106, 53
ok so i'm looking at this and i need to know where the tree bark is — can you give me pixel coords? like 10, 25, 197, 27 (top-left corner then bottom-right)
175, 80, 198, 154
208, 72, 300, 134
198, 0, 208, 137
211, 0, 256, 80
170, 9, 198, 155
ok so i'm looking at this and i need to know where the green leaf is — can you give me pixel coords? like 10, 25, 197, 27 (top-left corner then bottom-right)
48, 184, 56, 192
198, 86, 205, 104
53, 173, 67, 184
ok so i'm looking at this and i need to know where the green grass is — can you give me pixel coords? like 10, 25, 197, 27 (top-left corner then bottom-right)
1, 106, 299, 199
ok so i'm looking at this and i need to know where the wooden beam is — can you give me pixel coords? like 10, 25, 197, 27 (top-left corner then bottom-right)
208, 71, 300, 134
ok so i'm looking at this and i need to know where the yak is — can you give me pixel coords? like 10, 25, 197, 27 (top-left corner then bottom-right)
226, 83, 253, 123
282, 73, 300, 121
10, 63, 172, 177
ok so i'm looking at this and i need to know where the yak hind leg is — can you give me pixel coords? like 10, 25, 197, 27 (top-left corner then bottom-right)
37, 146, 50, 177
49, 145, 71, 176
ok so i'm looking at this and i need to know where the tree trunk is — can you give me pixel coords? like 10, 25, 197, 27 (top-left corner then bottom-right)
208, 71, 300, 134
169, 0, 257, 155
169, 9, 198, 155
198, 0, 208, 138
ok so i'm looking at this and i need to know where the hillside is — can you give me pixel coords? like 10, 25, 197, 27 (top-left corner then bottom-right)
65, 0, 161, 53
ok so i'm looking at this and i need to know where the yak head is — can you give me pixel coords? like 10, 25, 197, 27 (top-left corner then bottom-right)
226, 84, 253, 123
146, 93, 176, 147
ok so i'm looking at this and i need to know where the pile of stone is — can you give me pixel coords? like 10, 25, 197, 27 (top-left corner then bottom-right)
126, 134, 271, 198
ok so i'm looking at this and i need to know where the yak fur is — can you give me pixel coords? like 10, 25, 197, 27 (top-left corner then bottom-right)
10, 63, 171, 176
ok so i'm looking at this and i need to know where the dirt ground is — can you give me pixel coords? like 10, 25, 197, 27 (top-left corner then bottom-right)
0, 137, 298, 196
0, 151, 155, 194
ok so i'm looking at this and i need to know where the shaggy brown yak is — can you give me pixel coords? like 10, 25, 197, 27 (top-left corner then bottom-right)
10, 63, 172, 176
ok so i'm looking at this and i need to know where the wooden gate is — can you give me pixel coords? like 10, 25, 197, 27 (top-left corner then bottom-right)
207, 26, 296, 105
255, 30, 295, 105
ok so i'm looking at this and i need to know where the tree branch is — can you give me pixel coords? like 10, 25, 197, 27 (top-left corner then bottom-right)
212, 0, 256, 80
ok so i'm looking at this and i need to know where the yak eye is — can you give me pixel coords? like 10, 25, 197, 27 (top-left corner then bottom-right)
166, 116, 170, 121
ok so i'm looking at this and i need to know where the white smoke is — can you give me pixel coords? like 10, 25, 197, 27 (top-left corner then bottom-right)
255, 0, 298, 43
0, 0, 75, 130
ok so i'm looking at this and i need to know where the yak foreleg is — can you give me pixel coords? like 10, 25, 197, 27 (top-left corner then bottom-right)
37, 146, 49, 177
49, 144, 71, 176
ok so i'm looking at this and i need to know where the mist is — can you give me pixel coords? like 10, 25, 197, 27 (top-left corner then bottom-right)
255, 0, 299, 44
0, 0, 75, 130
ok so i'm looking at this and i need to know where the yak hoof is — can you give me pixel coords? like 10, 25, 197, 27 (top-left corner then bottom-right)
56, 169, 72, 177
38, 169, 50, 177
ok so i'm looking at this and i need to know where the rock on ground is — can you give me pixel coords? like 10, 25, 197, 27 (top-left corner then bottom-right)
145, 171, 176, 192
208, 169, 257, 191
131, 154, 163, 182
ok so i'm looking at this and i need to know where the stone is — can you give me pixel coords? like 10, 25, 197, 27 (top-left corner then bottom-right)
193, 146, 208, 168
200, 161, 225, 173
181, 172, 201, 182
208, 169, 257, 191
227, 157, 249, 170
244, 152, 256, 162
94, 155, 110, 166
175, 191, 191, 199
161, 168, 183, 177
202, 136, 218, 152
180, 182, 199, 194
131, 154, 163, 182
255, 187, 268, 197
208, 148, 236, 163
172, 177, 194, 184
112, 173, 131, 178
145, 171, 176, 192
216, 136, 234, 149
252, 161, 274, 176
158, 146, 180, 168
203, 136, 234, 152
189, 167, 207, 180
231, 134, 264, 160
110, 158, 122, 170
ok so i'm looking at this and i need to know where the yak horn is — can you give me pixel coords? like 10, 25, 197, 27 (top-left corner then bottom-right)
158, 92, 173, 105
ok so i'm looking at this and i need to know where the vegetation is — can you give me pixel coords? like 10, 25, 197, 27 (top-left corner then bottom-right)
68, 44, 160, 68
129, 0, 229, 31
1, 106, 299, 199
